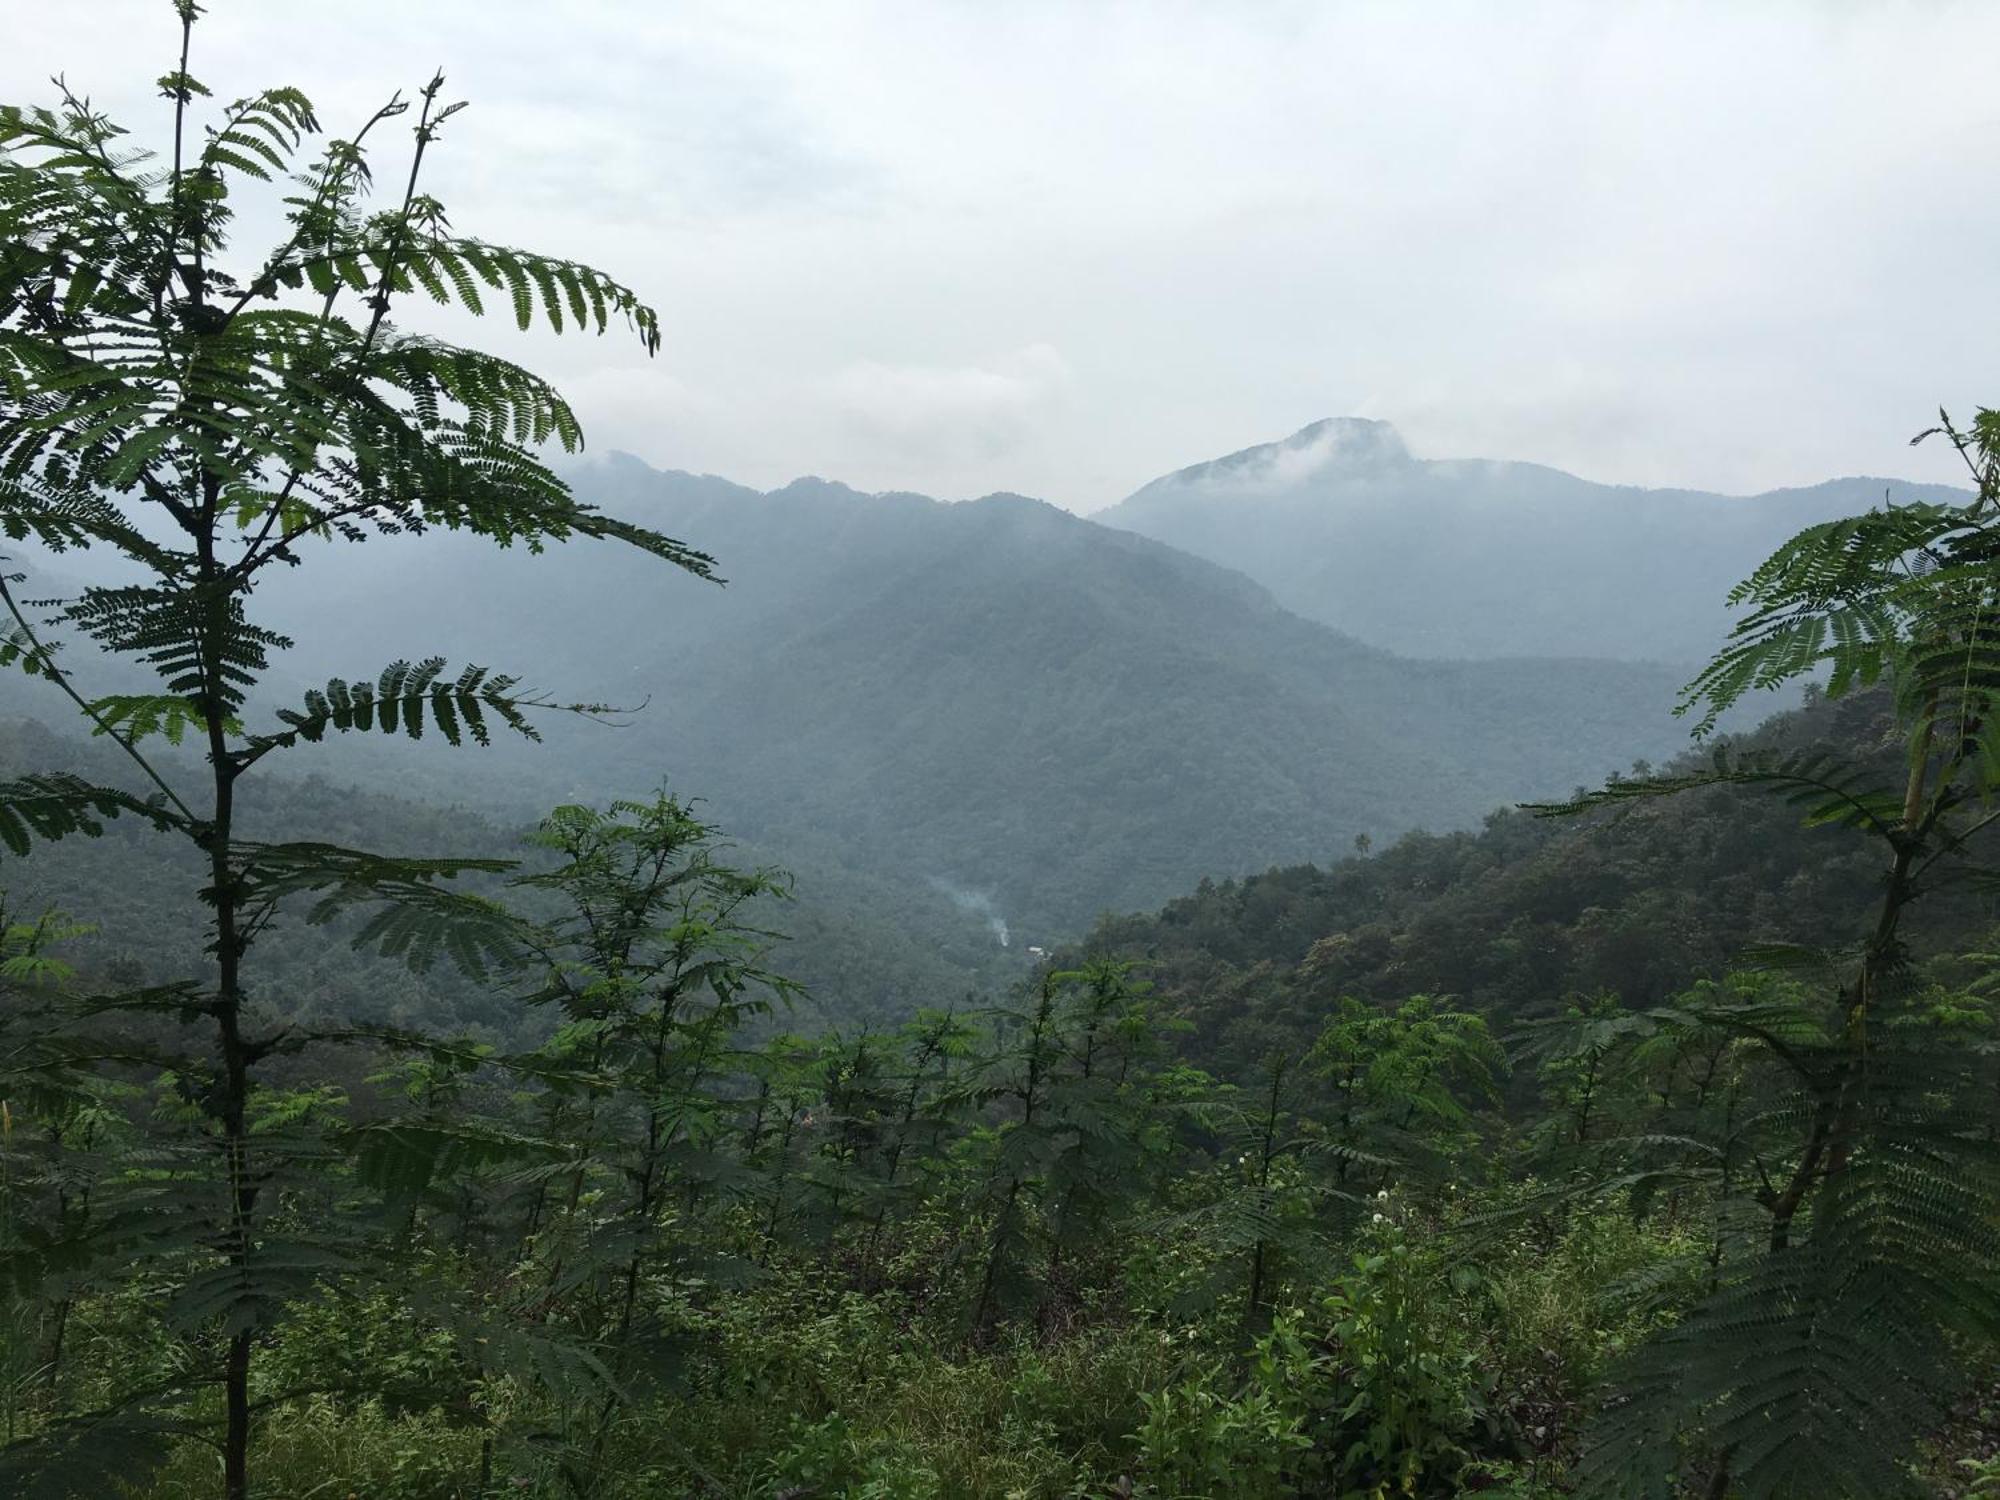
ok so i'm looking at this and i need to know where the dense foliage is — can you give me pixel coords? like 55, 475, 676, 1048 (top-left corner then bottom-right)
0, 18, 709, 1497
1088, 687, 1997, 1081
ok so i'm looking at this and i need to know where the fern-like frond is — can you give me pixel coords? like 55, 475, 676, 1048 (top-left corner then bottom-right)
349, 1118, 562, 1204
1681, 502, 1970, 735
195, 86, 318, 186
1578, 1031, 2000, 1499
1579, 1246, 1951, 1500
60, 584, 291, 714
164, 1239, 357, 1336
0, 476, 164, 562
409, 238, 661, 351
84, 693, 227, 746
1528, 748, 1904, 839
0, 772, 182, 855
0, 617, 59, 680
247, 657, 614, 761
232, 839, 526, 977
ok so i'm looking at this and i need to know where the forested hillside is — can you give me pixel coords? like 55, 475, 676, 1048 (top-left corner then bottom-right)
1099, 417, 1971, 661
0, 716, 1014, 1029
217, 451, 1710, 937
1085, 687, 2000, 1078
0, 443, 1719, 1008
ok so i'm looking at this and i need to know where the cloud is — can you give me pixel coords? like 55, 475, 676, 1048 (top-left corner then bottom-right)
11, 1, 2000, 507
822, 345, 1075, 470
1192, 418, 1413, 494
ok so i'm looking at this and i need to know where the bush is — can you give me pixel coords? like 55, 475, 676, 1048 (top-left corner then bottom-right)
1133, 1369, 1310, 1498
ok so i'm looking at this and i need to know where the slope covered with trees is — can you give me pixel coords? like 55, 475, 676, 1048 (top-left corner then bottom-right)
1084, 686, 1998, 1080
222, 451, 1711, 938
0, 715, 1012, 1033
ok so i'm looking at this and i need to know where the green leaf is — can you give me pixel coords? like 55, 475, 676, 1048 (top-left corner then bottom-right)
0, 773, 182, 856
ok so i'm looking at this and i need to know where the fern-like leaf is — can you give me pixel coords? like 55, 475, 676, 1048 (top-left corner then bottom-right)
0, 773, 182, 855
232, 839, 526, 977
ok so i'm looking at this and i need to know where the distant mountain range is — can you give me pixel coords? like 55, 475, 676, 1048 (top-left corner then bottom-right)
1, 426, 1950, 1017
1096, 417, 1969, 662
234, 454, 1699, 935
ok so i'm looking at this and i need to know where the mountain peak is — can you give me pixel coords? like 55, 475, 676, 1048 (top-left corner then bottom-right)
1286, 416, 1408, 457
1153, 417, 1413, 494
775, 475, 867, 502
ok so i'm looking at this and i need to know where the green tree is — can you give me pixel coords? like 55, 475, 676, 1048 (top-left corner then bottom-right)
0, 13, 710, 1495
1546, 411, 2000, 1499
1524, 991, 1652, 1153
1148, 1050, 1333, 1335
509, 795, 793, 1492
857, 1006, 976, 1278
0, 904, 98, 1441
965, 961, 1171, 1339
1308, 993, 1504, 1189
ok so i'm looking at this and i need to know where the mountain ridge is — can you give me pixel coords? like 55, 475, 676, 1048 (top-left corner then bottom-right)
1097, 418, 1972, 661
0, 436, 1836, 1016
202, 451, 1715, 961
1119, 416, 1953, 505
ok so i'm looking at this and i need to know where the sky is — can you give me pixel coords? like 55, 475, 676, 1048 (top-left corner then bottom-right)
10, 1, 2000, 511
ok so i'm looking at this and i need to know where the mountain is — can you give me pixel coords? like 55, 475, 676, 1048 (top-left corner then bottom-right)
0, 452, 1769, 1020
1096, 418, 1971, 662
229, 454, 1712, 947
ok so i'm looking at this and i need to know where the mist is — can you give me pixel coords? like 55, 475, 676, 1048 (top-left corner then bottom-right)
929, 877, 1011, 949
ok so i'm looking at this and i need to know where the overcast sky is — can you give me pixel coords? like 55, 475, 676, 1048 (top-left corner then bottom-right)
11, 2, 2000, 510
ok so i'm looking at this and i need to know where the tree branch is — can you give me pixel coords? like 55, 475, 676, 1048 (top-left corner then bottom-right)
0, 572, 197, 824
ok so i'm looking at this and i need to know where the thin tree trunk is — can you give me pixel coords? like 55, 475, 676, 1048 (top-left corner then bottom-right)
1245, 1059, 1285, 1330
200, 475, 257, 1500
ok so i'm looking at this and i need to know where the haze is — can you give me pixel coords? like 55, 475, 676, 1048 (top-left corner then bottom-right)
10, 1, 1999, 508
